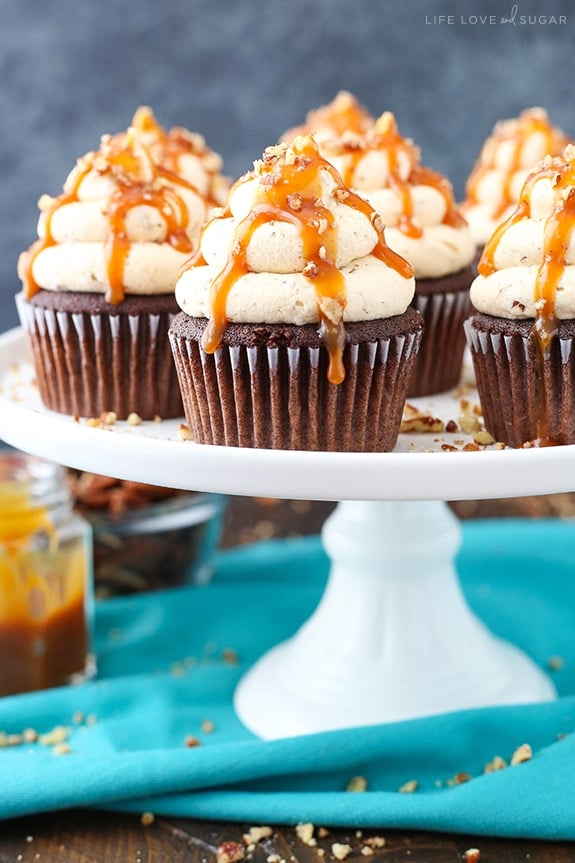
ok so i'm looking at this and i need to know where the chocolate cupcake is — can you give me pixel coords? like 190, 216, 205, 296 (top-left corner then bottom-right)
319, 113, 476, 397
16, 107, 228, 420
461, 108, 570, 249
169, 136, 422, 452
465, 145, 575, 447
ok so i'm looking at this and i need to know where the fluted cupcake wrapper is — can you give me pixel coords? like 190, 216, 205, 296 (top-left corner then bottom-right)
16, 293, 183, 420
409, 289, 472, 397
169, 321, 423, 452
465, 315, 575, 447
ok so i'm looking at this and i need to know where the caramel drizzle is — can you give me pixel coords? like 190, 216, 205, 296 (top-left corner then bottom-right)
132, 106, 223, 208
337, 114, 465, 238
479, 156, 575, 444
196, 138, 412, 385
22, 133, 196, 304
464, 111, 569, 219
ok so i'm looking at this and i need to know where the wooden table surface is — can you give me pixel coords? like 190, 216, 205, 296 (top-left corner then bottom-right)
1, 495, 574, 862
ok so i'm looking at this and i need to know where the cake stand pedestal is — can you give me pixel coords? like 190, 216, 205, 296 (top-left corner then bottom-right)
0, 326, 565, 740
234, 499, 554, 738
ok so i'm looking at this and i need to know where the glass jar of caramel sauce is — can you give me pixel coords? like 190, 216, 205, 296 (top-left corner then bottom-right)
0, 450, 95, 695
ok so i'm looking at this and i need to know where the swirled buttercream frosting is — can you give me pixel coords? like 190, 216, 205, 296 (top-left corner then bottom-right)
18, 107, 228, 303
462, 108, 570, 246
317, 112, 475, 280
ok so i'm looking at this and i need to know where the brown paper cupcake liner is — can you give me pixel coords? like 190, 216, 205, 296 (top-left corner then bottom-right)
465, 314, 575, 447
16, 292, 183, 420
409, 288, 472, 397
169, 312, 423, 452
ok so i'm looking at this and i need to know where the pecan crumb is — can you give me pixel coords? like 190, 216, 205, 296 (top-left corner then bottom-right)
242, 826, 273, 845
178, 423, 193, 441
398, 779, 419, 793
346, 775, 367, 792
483, 755, 507, 774
331, 844, 352, 861
458, 415, 481, 434
303, 261, 320, 278
446, 771, 472, 786
295, 823, 316, 846
510, 743, 532, 765
445, 419, 458, 433
217, 841, 246, 863
100, 411, 117, 425
184, 735, 201, 748
363, 837, 386, 849
473, 430, 495, 446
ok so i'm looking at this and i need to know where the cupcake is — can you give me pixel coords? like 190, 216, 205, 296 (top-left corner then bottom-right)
318, 112, 476, 396
280, 90, 374, 146
16, 107, 227, 420
169, 135, 422, 452
461, 108, 570, 248
465, 145, 575, 447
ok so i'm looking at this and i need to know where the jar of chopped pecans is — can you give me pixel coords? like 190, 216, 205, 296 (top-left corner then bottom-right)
0, 450, 95, 695
68, 472, 227, 596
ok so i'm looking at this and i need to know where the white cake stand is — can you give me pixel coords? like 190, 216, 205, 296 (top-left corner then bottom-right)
0, 326, 566, 738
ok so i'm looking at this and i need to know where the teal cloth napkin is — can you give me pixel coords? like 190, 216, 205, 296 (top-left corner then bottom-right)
0, 519, 574, 839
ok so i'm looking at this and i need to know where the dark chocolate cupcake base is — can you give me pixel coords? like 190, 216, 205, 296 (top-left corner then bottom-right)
465, 313, 575, 447
169, 309, 423, 452
17, 290, 183, 420
409, 264, 474, 397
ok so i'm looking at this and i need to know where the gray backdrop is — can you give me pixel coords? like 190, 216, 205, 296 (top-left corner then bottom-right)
1, 0, 573, 332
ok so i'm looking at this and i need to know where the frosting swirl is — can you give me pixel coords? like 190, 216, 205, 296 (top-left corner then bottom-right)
319, 113, 475, 279
18, 107, 228, 303
175, 135, 415, 384
462, 108, 570, 246
472, 145, 575, 346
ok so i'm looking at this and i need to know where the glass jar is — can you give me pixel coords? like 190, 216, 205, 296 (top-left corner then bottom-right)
0, 451, 95, 695
81, 487, 227, 596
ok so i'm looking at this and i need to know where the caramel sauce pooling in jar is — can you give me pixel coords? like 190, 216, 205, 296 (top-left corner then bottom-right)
189, 135, 413, 385
0, 454, 93, 695
20, 108, 206, 304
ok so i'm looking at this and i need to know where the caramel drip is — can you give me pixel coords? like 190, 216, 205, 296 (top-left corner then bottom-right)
22, 136, 195, 304
198, 138, 412, 385
464, 111, 569, 218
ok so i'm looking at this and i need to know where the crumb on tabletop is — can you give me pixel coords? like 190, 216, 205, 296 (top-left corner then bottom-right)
216, 843, 245, 863
295, 822, 316, 846
398, 779, 419, 793
510, 742, 532, 765
331, 843, 352, 861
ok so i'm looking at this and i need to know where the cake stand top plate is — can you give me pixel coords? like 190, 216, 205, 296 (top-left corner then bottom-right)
1, 326, 574, 502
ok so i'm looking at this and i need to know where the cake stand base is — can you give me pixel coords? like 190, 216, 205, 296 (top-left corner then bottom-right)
234, 500, 556, 739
